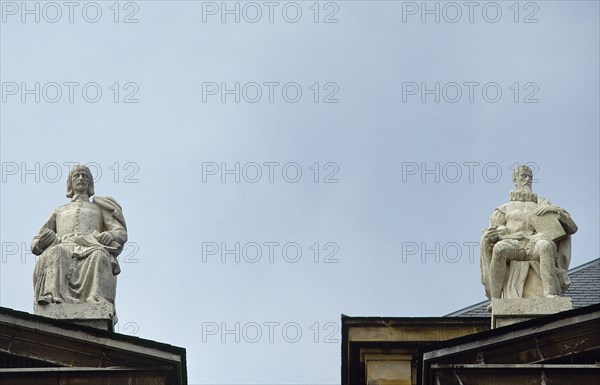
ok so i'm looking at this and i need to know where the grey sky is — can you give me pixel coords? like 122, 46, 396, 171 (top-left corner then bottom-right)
1, 1, 599, 383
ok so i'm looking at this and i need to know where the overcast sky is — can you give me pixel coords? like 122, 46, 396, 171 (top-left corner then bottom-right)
1, 1, 598, 383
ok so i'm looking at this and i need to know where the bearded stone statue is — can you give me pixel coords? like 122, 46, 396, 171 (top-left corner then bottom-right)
480, 165, 577, 311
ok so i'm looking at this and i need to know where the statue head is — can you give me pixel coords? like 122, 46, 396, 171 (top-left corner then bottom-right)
66, 165, 95, 198
512, 165, 533, 192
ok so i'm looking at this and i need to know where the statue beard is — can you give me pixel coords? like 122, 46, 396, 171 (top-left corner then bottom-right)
510, 189, 538, 203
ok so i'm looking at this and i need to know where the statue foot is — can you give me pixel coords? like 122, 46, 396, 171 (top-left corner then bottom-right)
37, 296, 64, 305
545, 294, 558, 298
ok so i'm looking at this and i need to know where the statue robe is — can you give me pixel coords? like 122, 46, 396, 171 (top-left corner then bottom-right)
32, 196, 127, 305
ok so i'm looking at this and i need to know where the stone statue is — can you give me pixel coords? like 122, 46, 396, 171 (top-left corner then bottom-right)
31, 165, 127, 308
480, 165, 577, 310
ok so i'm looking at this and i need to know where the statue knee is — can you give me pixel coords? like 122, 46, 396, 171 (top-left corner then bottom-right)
492, 242, 511, 262
535, 240, 555, 258
42, 244, 70, 262
50, 244, 69, 254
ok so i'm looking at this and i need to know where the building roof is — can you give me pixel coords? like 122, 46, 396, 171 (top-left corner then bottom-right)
0, 306, 187, 385
421, 303, 600, 385
446, 258, 600, 317
341, 315, 490, 385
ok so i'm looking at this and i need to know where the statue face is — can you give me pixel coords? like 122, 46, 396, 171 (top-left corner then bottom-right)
71, 168, 91, 195
515, 168, 533, 191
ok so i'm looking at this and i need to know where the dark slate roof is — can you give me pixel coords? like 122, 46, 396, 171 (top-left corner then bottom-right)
446, 258, 600, 317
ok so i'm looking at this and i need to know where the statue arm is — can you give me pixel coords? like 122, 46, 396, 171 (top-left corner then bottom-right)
480, 233, 491, 298
93, 196, 127, 248
533, 201, 578, 235
557, 208, 578, 235
100, 206, 127, 247
31, 210, 59, 255
489, 208, 506, 228
483, 208, 514, 244
481, 208, 505, 298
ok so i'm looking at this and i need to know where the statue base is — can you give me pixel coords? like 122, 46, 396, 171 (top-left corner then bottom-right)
491, 297, 572, 329
33, 302, 117, 331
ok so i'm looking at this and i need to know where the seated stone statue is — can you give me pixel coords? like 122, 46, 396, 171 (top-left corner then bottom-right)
480, 165, 577, 310
32, 165, 127, 306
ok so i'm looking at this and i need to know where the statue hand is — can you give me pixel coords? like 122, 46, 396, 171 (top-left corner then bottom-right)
533, 205, 558, 216
484, 227, 500, 244
38, 228, 57, 249
95, 232, 114, 246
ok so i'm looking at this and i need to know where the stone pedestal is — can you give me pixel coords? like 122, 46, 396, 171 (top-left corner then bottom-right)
33, 302, 116, 331
491, 297, 572, 329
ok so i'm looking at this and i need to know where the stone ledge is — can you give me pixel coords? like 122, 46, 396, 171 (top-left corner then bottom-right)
491, 297, 572, 329
33, 302, 116, 331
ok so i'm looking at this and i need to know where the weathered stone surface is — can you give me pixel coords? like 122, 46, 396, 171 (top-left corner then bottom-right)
365, 355, 412, 385
480, 165, 578, 308
34, 302, 116, 330
30, 165, 127, 325
34, 302, 115, 319
491, 297, 572, 328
